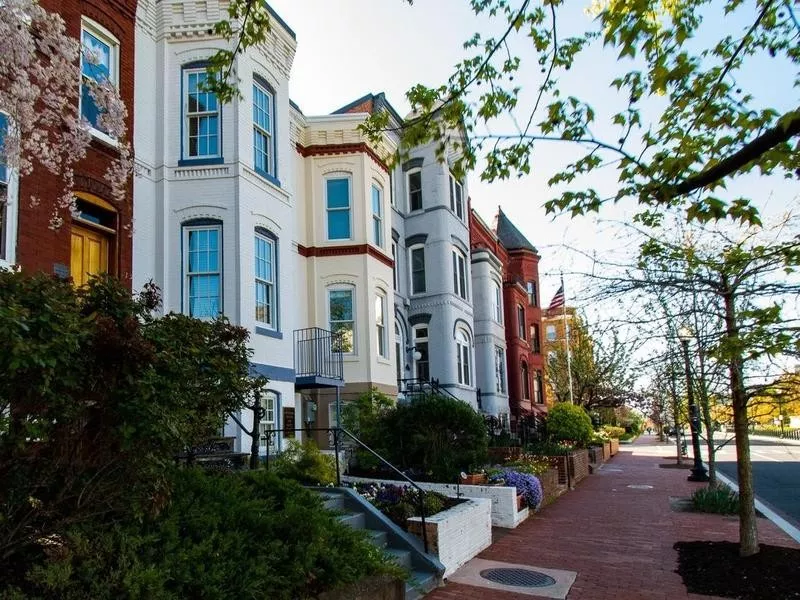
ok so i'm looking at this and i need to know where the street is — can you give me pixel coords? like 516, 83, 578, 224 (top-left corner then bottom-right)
711, 435, 800, 531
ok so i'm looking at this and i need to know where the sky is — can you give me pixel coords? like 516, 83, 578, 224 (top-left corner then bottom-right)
269, 0, 799, 374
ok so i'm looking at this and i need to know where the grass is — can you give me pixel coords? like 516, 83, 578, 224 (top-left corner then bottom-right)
691, 485, 740, 515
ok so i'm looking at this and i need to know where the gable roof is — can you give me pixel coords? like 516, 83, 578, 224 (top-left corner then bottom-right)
495, 208, 538, 253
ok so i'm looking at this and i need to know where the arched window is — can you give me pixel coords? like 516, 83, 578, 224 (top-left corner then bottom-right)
521, 362, 530, 399
182, 218, 222, 318
456, 329, 471, 386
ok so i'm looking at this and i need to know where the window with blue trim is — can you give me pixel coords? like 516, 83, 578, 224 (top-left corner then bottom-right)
253, 81, 275, 177
80, 22, 118, 133
326, 176, 351, 240
0, 113, 7, 186
184, 70, 220, 159
371, 184, 383, 247
0, 112, 8, 261
184, 225, 221, 318
255, 232, 276, 328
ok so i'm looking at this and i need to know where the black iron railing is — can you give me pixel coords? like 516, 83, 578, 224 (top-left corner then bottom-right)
294, 327, 344, 380
263, 426, 430, 554
398, 377, 462, 403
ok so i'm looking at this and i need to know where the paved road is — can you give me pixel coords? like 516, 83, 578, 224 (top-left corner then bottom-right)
712, 436, 800, 530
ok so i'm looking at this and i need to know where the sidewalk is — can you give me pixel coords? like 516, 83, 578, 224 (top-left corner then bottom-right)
425, 435, 798, 600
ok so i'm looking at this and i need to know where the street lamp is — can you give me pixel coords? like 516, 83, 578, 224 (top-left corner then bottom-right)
677, 325, 710, 482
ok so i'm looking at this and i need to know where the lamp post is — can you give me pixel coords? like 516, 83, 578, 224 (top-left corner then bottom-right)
677, 325, 709, 482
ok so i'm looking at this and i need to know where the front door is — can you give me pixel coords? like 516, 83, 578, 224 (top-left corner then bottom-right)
70, 224, 109, 286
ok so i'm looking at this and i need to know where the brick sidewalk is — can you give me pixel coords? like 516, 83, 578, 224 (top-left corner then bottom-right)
426, 436, 798, 600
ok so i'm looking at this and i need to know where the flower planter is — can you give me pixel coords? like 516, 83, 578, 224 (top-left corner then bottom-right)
516, 493, 526, 511
538, 467, 566, 506
461, 473, 487, 485
610, 438, 620, 456
407, 497, 492, 577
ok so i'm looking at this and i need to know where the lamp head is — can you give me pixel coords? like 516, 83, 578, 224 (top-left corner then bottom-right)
412, 350, 422, 361
677, 324, 693, 343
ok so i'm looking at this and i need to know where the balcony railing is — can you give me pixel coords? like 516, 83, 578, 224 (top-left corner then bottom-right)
294, 327, 344, 385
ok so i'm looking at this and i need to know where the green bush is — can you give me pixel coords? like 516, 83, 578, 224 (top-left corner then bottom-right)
691, 485, 740, 515
341, 388, 394, 471
546, 403, 594, 446
524, 440, 574, 456
601, 425, 627, 439
2, 469, 402, 599
379, 393, 488, 482
271, 439, 337, 485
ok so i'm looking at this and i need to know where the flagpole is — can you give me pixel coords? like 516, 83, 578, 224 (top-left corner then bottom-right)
562, 275, 574, 404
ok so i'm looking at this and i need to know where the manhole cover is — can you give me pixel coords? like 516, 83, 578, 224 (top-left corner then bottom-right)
627, 484, 654, 489
479, 568, 556, 588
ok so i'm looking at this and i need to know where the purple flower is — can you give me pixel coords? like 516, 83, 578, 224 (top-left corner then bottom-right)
498, 469, 543, 509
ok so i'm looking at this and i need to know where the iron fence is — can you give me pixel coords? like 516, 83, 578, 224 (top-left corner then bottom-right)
294, 327, 344, 380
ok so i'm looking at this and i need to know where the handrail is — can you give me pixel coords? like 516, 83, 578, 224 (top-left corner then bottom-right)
262, 425, 430, 554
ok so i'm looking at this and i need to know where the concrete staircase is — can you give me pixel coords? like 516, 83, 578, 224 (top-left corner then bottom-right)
316, 487, 444, 599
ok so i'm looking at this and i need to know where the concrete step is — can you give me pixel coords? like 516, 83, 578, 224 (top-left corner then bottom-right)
385, 547, 412, 571
335, 511, 365, 529
365, 528, 388, 548
321, 493, 344, 511
405, 569, 439, 600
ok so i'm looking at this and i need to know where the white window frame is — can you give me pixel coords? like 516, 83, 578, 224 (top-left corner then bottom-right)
183, 224, 222, 319
456, 328, 471, 386
495, 346, 507, 394
371, 183, 383, 248
395, 320, 404, 382
254, 232, 276, 328
492, 280, 503, 323
527, 281, 538, 307
328, 285, 356, 354
375, 291, 388, 358
546, 324, 557, 341
79, 18, 120, 144
413, 325, 429, 381
391, 241, 399, 290
449, 173, 464, 220
0, 112, 18, 268
452, 247, 468, 300
184, 68, 221, 160
409, 244, 426, 295
258, 391, 278, 453
521, 362, 530, 399
253, 80, 275, 177
325, 174, 352, 241
407, 168, 422, 212
517, 304, 526, 339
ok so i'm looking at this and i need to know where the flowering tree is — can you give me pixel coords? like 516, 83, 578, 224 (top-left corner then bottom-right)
0, 0, 133, 229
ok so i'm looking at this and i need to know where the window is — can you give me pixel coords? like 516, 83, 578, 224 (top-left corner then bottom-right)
492, 280, 503, 323
326, 176, 351, 240
371, 184, 383, 247
449, 173, 464, 219
495, 346, 506, 394
0, 112, 9, 262
253, 80, 275, 177
521, 362, 530, 399
517, 304, 526, 339
184, 69, 220, 159
534, 371, 544, 404
452, 248, 468, 300
546, 324, 557, 341
255, 232, 275, 327
414, 326, 429, 381
80, 21, 118, 133
395, 321, 403, 382
184, 225, 221, 318
0, 113, 6, 186
258, 391, 277, 453
527, 281, 538, 307
410, 245, 426, 294
375, 292, 387, 358
329, 287, 354, 353
391, 241, 399, 289
407, 169, 422, 211
531, 324, 541, 353
456, 329, 471, 386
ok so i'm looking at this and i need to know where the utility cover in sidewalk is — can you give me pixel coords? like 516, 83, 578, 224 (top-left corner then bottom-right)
449, 558, 576, 599
627, 484, 654, 489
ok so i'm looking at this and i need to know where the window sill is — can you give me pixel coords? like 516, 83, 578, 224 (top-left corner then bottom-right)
255, 326, 282, 339
254, 168, 281, 188
377, 356, 391, 365
178, 157, 225, 167
89, 127, 121, 151
0, 259, 18, 271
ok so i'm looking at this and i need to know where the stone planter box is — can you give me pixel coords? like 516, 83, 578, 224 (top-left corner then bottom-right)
610, 439, 620, 455
568, 449, 590, 484
538, 467, 566, 507
407, 497, 492, 577
604, 441, 612, 458
343, 475, 529, 529
461, 473, 487, 485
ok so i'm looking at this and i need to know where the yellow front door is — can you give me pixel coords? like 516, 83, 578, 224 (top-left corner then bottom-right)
71, 225, 109, 286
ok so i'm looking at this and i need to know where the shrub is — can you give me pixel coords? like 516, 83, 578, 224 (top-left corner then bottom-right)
351, 482, 449, 529
2, 469, 403, 599
601, 425, 626, 439
341, 388, 394, 471
525, 440, 574, 456
692, 485, 740, 515
271, 439, 337, 485
546, 403, 594, 446
488, 469, 543, 509
379, 393, 488, 482
503, 454, 552, 476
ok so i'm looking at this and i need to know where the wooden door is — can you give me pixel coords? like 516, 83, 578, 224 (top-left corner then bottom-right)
71, 224, 109, 286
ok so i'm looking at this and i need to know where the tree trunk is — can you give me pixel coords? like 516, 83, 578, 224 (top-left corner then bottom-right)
723, 289, 759, 557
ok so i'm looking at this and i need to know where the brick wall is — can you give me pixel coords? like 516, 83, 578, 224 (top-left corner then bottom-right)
568, 449, 590, 485
538, 467, 566, 507
408, 497, 492, 577
610, 439, 620, 455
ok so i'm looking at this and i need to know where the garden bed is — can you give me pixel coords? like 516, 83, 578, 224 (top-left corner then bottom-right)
348, 481, 464, 531
407, 497, 492, 577
343, 475, 529, 528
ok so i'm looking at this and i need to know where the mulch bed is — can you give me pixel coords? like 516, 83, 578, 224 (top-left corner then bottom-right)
674, 541, 800, 600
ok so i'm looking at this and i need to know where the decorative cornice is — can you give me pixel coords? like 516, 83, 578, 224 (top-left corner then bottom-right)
295, 142, 389, 173
297, 243, 393, 268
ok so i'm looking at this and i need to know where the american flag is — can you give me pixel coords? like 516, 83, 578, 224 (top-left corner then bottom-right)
548, 285, 565, 311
